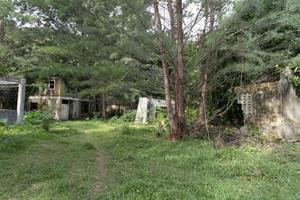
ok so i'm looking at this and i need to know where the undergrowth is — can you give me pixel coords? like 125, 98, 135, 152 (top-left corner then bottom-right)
0, 121, 299, 200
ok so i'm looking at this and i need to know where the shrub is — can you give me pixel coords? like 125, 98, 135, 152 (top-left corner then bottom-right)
93, 112, 101, 119
290, 76, 300, 96
248, 126, 263, 137
185, 106, 198, 122
224, 127, 235, 136
155, 108, 168, 135
119, 110, 136, 122
0, 121, 5, 127
109, 116, 120, 123
25, 111, 54, 131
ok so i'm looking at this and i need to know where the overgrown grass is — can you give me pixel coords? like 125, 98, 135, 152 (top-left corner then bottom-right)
0, 123, 102, 200
0, 121, 299, 200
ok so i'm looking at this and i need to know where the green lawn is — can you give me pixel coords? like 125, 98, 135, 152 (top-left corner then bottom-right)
0, 121, 300, 200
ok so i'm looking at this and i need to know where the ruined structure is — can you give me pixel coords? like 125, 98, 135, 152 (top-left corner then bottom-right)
135, 98, 168, 123
28, 77, 93, 120
0, 77, 26, 124
235, 69, 300, 142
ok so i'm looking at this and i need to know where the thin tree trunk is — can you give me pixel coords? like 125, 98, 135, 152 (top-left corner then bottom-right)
198, 5, 216, 131
101, 92, 106, 120
198, 67, 208, 127
153, 0, 177, 137
167, 0, 176, 39
0, 18, 5, 42
175, 0, 186, 138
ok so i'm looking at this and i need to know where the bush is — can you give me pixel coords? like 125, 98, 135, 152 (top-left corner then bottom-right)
0, 121, 5, 127
108, 116, 120, 123
155, 108, 168, 135
185, 106, 198, 122
119, 110, 136, 123
93, 112, 101, 119
24, 111, 54, 131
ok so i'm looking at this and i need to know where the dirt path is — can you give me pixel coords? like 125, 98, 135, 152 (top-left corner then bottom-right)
84, 134, 109, 199
93, 148, 108, 195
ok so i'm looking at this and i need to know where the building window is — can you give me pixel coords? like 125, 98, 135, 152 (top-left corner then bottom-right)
62, 99, 69, 105
30, 102, 38, 111
49, 80, 55, 90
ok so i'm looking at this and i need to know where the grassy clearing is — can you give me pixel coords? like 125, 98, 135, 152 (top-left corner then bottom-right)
0, 121, 300, 200
0, 123, 104, 200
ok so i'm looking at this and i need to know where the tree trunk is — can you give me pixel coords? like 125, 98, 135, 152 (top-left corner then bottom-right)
167, 0, 176, 40
153, 0, 177, 137
198, 67, 208, 127
101, 92, 106, 120
175, 0, 186, 138
0, 18, 5, 42
197, 6, 216, 131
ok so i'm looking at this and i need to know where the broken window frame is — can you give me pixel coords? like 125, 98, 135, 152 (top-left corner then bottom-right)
49, 80, 55, 90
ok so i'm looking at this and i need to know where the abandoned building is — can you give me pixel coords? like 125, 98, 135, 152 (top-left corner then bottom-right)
135, 97, 168, 123
235, 68, 300, 142
0, 77, 26, 124
28, 77, 93, 120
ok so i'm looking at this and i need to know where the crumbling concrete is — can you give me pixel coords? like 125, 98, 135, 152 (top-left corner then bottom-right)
235, 68, 300, 142
0, 110, 17, 123
135, 98, 167, 124
0, 77, 26, 124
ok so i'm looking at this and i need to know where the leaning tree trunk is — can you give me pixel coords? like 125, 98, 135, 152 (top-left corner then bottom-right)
175, 0, 186, 139
153, 0, 177, 137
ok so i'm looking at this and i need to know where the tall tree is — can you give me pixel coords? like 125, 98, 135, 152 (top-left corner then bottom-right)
175, 0, 186, 138
153, 0, 177, 136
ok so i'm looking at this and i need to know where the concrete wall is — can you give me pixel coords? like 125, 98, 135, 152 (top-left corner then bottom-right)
54, 78, 65, 96
235, 69, 300, 142
28, 96, 93, 121
280, 70, 300, 142
0, 109, 17, 123
135, 98, 167, 124
47, 77, 66, 96
72, 100, 81, 119
135, 98, 152, 123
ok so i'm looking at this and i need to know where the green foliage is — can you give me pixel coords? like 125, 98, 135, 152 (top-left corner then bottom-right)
24, 111, 54, 131
185, 107, 198, 122
108, 110, 136, 124
155, 108, 167, 124
190, 0, 300, 125
248, 126, 263, 137
119, 110, 136, 123
1, 121, 300, 199
1, 0, 300, 132
108, 116, 120, 123
224, 127, 235, 136
0, 121, 6, 127
0, 122, 100, 199
290, 76, 300, 95
82, 142, 96, 150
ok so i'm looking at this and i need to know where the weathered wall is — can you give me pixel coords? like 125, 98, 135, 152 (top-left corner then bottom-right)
54, 78, 65, 96
28, 96, 93, 121
0, 109, 17, 123
280, 70, 300, 142
72, 100, 81, 119
47, 77, 65, 96
135, 98, 165, 123
235, 69, 300, 142
135, 98, 151, 123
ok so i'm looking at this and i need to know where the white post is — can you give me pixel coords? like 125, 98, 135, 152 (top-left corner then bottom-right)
17, 78, 26, 124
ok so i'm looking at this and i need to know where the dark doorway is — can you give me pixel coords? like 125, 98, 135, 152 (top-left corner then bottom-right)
69, 100, 73, 120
